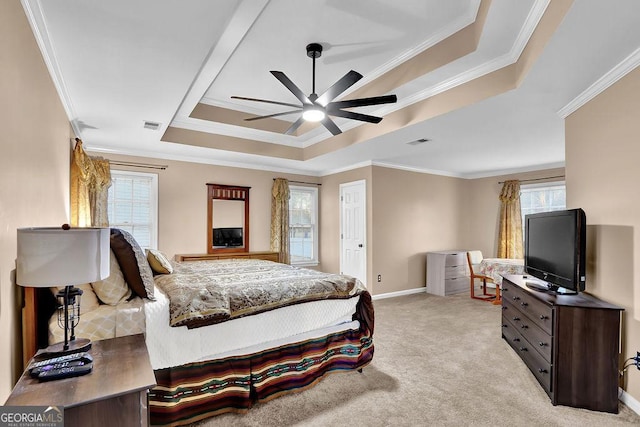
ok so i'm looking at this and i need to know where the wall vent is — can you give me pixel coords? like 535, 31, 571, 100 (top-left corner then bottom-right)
406, 138, 431, 146
143, 121, 161, 131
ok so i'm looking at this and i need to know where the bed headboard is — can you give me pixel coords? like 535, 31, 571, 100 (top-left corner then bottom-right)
22, 287, 58, 366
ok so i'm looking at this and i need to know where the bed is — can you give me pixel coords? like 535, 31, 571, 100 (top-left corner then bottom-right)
24, 229, 374, 426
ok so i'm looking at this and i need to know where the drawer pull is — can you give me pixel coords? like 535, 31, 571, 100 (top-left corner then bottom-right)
502, 306, 507, 310
538, 342, 547, 347
539, 315, 548, 320
520, 302, 529, 307
538, 368, 548, 374
520, 325, 528, 329
512, 296, 520, 301
512, 317, 520, 321
502, 324, 508, 328
519, 347, 528, 352
512, 337, 520, 342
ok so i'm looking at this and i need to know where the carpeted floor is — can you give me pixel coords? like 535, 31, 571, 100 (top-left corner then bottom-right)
193, 292, 640, 426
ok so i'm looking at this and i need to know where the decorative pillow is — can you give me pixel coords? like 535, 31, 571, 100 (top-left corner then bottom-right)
110, 228, 155, 300
91, 250, 132, 305
146, 249, 173, 274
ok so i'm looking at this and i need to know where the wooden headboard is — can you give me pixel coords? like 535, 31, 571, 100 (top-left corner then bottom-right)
22, 287, 58, 366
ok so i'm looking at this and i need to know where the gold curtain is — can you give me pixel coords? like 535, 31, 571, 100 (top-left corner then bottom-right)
270, 178, 290, 264
497, 180, 523, 259
70, 138, 112, 227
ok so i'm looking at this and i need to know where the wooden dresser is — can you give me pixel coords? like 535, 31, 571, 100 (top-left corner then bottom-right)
175, 251, 280, 263
426, 250, 469, 296
501, 275, 623, 413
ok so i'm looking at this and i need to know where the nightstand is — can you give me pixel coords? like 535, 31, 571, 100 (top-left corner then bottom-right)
5, 334, 156, 427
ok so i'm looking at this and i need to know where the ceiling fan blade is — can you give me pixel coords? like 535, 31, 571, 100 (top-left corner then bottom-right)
231, 95, 301, 109
270, 71, 312, 105
328, 94, 397, 109
316, 70, 363, 106
321, 116, 342, 136
284, 117, 305, 135
328, 109, 382, 124
245, 110, 302, 121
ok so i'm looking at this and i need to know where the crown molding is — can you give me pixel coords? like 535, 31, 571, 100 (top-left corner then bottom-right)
399, 0, 549, 109
21, 0, 81, 137
87, 144, 321, 177
557, 46, 640, 118
169, 117, 305, 147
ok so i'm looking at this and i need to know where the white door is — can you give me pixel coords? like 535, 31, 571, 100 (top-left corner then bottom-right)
340, 180, 366, 285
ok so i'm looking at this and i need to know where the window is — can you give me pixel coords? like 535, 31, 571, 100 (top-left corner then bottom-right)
520, 181, 566, 233
289, 186, 318, 265
107, 170, 158, 249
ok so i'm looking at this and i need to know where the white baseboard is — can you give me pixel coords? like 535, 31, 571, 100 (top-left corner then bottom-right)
620, 387, 640, 415
372, 287, 427, 300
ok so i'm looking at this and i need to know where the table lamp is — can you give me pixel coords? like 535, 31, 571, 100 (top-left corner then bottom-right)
17, 226, 110, 356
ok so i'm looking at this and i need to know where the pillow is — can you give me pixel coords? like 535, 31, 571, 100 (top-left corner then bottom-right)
110, 228, 155, 300
91, 249, 132, 305
146, 249, 173, 274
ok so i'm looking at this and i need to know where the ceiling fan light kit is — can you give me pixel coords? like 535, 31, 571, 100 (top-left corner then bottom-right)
231, 42, 397, 136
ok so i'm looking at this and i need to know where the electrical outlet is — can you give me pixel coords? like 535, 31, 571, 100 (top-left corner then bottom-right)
377, 274, 382, 282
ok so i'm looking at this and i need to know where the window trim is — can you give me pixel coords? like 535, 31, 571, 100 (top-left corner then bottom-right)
108, 169, 159, 249
289, 185, 319, 267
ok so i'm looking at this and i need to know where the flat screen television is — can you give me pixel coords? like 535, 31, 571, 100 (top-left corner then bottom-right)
213, 227, 243, 247
524, 208, 586, 294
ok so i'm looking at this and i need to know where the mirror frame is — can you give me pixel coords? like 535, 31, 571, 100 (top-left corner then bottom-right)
207, 183, 250, 254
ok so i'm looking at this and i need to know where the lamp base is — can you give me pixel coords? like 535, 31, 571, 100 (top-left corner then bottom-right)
39, 338, 92, 358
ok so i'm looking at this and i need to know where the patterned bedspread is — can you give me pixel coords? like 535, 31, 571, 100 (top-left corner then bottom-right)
153, 259, 367, 329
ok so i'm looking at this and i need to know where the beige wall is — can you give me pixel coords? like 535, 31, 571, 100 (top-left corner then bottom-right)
0, 1, 71, 401
319, 167, 373, 285
370, 166, 467, 294
464, 167, 566, 256
99, 153, 320, 260
565, 66, 640, 401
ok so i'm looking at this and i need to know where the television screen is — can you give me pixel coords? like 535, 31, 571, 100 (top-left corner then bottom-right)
524, 208, 586, 294
213, 227, 243, 247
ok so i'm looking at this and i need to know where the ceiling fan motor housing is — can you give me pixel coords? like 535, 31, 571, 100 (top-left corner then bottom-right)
306, 43, 323, 58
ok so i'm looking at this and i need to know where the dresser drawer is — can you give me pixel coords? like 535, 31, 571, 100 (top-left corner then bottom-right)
444, 265, 466, 279
443, 277, 468, 295
502, 281, 553, 335
444, 252, 466, 267
503, 300, 552, 362
502, 317, 552, 393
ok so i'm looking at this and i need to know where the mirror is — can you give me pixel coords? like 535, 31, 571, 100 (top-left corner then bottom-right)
207, 184, 250, 254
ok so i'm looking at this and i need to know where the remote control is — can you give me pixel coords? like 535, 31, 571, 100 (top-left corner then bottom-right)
30, 352, 93, 369
37, 363, 93, 381
30, 360, 90, 377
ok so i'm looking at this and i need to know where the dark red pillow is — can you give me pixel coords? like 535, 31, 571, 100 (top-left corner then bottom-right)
110, 228, 155, 299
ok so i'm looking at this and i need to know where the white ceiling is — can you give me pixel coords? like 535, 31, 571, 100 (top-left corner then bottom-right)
23, 0, 640, 178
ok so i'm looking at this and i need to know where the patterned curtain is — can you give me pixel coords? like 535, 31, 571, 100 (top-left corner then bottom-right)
270, 178, 290, 264
70, 138, 112, 227
497, 180, 523, 259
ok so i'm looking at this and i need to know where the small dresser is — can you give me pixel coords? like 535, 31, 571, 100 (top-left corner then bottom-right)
501, 275, 623, 413
426, 250, 469, 296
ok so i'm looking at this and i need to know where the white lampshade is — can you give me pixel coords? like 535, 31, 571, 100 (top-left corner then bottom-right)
17, 227, 110, 287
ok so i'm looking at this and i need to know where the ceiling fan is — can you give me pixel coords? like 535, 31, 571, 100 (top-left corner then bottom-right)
231, 43, 397, 136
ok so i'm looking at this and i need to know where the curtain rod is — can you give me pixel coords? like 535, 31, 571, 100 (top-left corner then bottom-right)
499, 175, 565, 185
274, 179, 321, 186
109, 160, 168, 170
